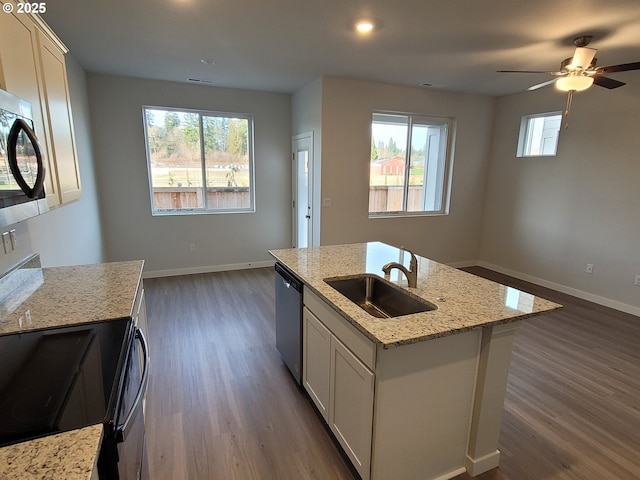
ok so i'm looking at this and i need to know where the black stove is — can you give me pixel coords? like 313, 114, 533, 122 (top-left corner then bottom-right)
0, 318, 131, 447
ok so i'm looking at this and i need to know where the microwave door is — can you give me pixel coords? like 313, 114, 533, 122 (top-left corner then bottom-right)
0, 89, 48, 226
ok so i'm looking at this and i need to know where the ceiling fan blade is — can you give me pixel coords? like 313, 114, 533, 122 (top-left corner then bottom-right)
527, 79, 557, 91
597, 61, 640, 74
569, 47, 597, 70
592, 75, 626, 89
497, 70, 563, 75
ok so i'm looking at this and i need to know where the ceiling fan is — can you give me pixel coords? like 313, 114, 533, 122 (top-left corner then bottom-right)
498, 35, 640, 126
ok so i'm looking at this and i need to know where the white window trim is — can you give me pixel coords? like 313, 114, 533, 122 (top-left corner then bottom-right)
368, 111, 456, 218
516, 111, 562, 158
142, 105, 256, 216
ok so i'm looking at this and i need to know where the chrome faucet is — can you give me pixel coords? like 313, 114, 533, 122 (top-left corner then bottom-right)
382, 247, 418, 288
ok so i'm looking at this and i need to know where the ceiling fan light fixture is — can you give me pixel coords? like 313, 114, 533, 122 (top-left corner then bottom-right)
355, 20, 375, 33
556, 75, 594, 92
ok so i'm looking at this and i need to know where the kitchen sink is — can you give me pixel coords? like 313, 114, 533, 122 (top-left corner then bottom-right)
324, 274, 437, 318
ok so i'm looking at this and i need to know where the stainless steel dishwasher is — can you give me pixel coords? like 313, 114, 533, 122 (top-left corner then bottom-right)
274, 262, 303, 385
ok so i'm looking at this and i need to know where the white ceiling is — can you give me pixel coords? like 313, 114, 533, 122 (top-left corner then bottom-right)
42, 0, 640, 96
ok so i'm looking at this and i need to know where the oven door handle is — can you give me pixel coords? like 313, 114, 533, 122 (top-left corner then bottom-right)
117, 326, 150, 442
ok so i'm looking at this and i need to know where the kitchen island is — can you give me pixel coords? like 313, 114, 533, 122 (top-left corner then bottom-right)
270, 242, 561, 480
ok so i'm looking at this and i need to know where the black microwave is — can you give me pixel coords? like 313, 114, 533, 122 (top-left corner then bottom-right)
0, 88, 48, 227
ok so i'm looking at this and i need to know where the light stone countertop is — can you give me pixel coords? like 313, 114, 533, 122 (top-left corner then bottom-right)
0, 259, 144, 336
0, 258, 144, 478
0, 425, 103, 480
269, 242, 562, 348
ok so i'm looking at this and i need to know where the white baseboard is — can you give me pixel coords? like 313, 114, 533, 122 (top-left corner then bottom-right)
477, 261, 640, 317
144, 260, 275, 279
465, 450, 500, 476
445, 260, 477, 269
433, 466, 467, 480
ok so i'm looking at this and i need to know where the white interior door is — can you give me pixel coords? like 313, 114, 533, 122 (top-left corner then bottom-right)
293, 133, 313, 248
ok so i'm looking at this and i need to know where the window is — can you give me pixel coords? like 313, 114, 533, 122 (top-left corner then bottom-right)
517, 112, 562, 157
142, 106, 254, 215
369, 112, 454, 216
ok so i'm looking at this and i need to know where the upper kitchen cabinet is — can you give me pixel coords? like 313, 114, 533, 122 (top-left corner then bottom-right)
0, 3, 54, 204
0, 1, 81, 208
34, 28, 81, 204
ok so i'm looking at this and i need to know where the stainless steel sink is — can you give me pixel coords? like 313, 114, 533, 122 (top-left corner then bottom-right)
324, 274, 437, 318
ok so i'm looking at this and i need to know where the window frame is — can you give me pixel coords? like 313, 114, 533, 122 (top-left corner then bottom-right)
516, 111, 562, 158
142, 105, 256, 216
368, 111, 455, 218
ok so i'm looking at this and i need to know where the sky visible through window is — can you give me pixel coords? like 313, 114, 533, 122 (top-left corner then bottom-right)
372, 122, 407, 154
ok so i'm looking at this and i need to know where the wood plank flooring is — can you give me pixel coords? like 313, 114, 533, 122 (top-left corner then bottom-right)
454, 267, 640, 480
143, 266, 640, 480
143, 269, 356, 480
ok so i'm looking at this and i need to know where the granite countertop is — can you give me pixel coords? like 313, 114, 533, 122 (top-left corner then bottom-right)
269, 242, 562, 348
0, 257, 145, 478
0, 425, 103, 480
0, 258, 144, 336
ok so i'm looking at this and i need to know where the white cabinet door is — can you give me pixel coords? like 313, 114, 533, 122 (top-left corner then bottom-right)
329, 335, 374, 480
0, 3, 81, 208
134, 286, 148, 337
35, 28, 81, 205
0, 7, 57, 205
302, 307, 331, 421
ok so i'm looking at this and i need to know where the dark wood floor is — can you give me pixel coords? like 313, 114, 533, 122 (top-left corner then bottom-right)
143, 266, 640, 480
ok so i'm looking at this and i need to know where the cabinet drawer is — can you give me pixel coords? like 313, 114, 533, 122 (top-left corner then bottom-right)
304, 289, 376, 370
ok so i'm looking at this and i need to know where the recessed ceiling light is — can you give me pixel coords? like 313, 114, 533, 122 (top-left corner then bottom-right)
355, 20, 374, 33
200, 59, 216, 65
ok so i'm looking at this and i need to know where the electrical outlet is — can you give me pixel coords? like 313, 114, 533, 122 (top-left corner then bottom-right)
189, 243, 196, 252
1, 232, 10, 254
635, 274, 640, 286
585, 264, 594, 274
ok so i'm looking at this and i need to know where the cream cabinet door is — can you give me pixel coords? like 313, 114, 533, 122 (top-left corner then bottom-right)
329, 335, 374, 480
35, 28, 81, 205
0, 4, 81, 208
302, 306, 331, 421
0, 7, 57, 205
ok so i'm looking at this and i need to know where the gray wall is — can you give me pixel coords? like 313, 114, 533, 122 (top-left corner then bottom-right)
479, 76, 640, 314
292, 78, 323, 247
87, 74, 292, 276
5, 61, 636, 317
316, 77, 495, 264
0, 55, 104, 273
